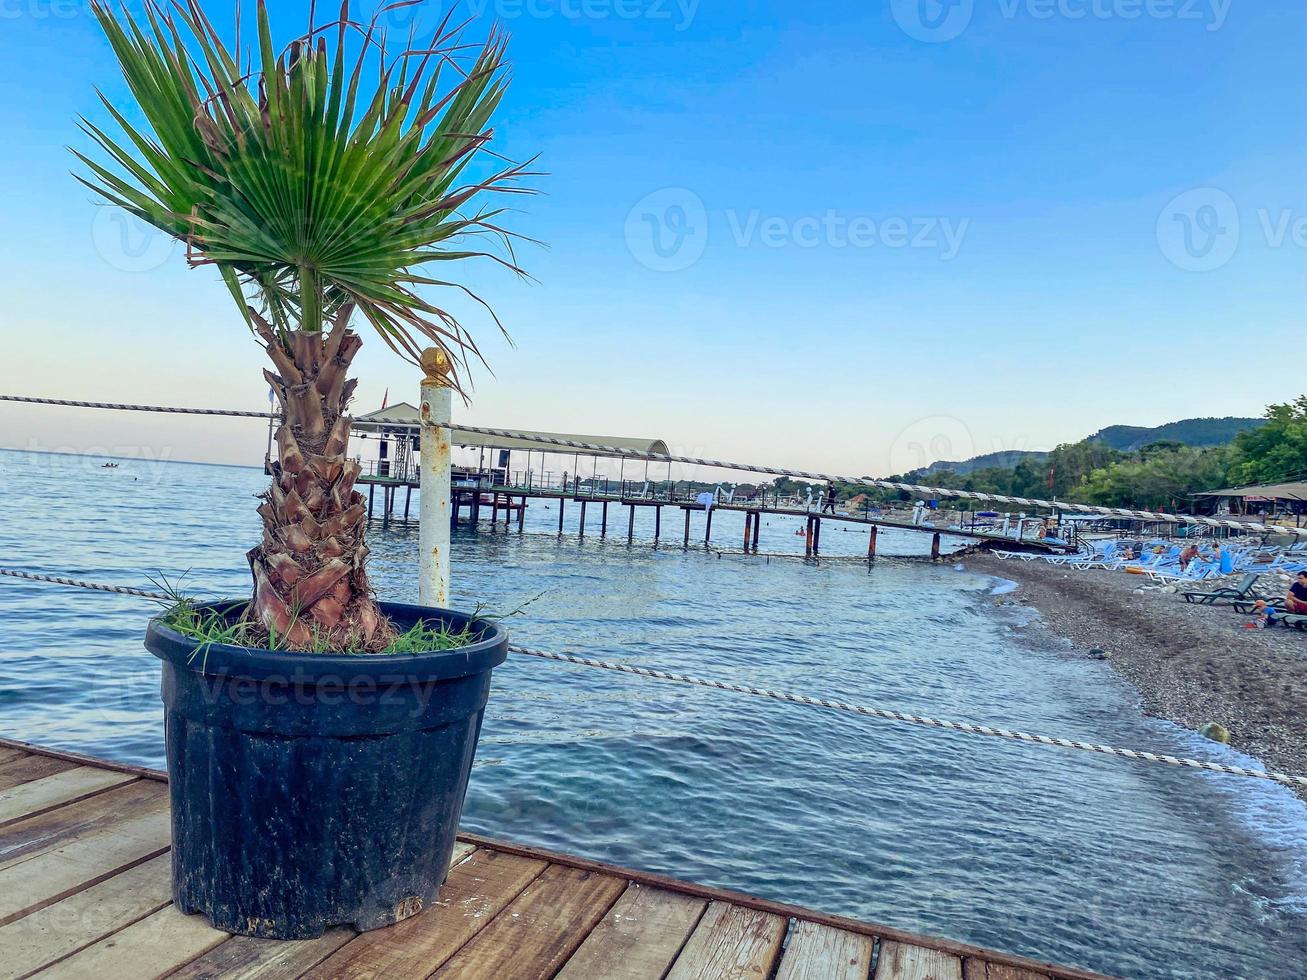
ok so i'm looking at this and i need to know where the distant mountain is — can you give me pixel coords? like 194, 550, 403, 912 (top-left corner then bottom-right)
1087, 417, 1263, 451
908, 416, 1263, 477
915, 449, 1048, 477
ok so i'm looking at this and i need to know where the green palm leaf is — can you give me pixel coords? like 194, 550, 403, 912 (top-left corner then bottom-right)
76, 0, 535, 388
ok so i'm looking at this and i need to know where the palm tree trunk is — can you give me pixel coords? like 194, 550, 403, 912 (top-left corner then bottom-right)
246, 307, 393, 651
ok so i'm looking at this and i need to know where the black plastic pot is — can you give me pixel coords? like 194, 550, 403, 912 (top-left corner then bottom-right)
145, 601, 507, 940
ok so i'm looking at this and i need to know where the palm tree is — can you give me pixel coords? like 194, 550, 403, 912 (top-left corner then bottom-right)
76, 0, 531, 650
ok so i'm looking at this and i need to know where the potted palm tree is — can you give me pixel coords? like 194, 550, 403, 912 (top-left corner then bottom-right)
76, 0, 531, 939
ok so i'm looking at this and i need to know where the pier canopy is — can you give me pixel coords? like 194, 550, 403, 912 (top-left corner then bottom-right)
1197, 481, 1307, 501
352, 403, 670, 458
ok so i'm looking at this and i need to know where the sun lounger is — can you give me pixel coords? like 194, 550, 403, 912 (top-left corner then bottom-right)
1181, 573, 1262, 605
1278, 613, 1307, 631
1146, 560, 1215, 583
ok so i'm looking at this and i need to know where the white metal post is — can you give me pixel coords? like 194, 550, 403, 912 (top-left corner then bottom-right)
419, 349, 453, 607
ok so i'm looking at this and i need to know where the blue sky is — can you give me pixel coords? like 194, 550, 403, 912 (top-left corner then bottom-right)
0, 0, 1304, 475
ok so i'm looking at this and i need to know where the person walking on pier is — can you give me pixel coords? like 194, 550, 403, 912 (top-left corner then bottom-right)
822, 481, 837, 514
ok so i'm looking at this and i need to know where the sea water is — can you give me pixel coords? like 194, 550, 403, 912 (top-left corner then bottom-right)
1, 449, 1305, 978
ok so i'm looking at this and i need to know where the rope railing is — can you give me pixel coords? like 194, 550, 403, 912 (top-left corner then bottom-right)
1, 392, 1299, 537
0, 394, 277, 419
3, 566, 1304, 790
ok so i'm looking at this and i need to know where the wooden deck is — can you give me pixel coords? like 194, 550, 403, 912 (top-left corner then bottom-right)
0, 738, 1109, 980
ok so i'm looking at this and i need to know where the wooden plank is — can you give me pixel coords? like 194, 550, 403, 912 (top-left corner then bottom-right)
776, 920, 874, 980
0, 768, 136, 828
0, 756, 77, 792
302, 848, 546, 980
0, 740, 165, 783
30, 905, 227, 979
0, 747, 29, 766
166, 929, 354, 980
0, 807, 171, 924
0, 780, 166, 870
555, 883, 706, 980
963, 960, 1050, 980
455, 833, 1110, 980
664, 901, 787, 980
430, 863, 627, 980
876, 941, 963, 980
0, 852, 172, 980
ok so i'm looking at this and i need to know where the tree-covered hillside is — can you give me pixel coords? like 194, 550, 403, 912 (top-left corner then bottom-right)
1088, 417, 1264, 452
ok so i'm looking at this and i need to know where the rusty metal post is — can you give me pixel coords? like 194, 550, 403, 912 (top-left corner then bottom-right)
805, 516, 813, 556
752, 510, 760, 551
931, 532, 941, 560
419, 349, 452, 607
744, 512, 752, 550
868, 525, 878, 559
813, 517, 821, 555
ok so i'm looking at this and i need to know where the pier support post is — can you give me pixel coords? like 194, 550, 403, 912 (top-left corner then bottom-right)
931, 532, 941, 560
579, 500, 587, 538
744, 512, 752, 550
813, 517, 821, 556
368, 483, 375, 520
654, 506, 662, 543
868, 525, 878, 560
419, 349, 453, 607
404, 486, 412, 523
518, 495, 526, 532
490, 494, 498, 528
805, 516, 813, 556
628, 505, 636, 543
752, 511, 760, 551
558, 497, 565, 534
601, 501, 609, 538
704, 507, 714, 544
683, 508, 691, 548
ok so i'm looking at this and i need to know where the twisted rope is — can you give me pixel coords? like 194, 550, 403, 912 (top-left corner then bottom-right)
4, 566, 1304, 789
438, 423, 1305, 538
0, 394, 276, 419
0, 568, 172, 601
2, 392, 1295, 537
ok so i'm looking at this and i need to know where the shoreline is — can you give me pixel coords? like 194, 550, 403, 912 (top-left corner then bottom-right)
965, 553, 1307, 801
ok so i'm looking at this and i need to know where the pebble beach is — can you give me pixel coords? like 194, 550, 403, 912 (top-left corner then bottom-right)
967, 552, 1307, 799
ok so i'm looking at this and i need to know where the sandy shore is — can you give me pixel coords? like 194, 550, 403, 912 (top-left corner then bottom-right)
964, 553, 1307, 796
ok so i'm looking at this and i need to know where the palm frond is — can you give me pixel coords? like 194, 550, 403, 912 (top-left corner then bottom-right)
77, 0, 536, 388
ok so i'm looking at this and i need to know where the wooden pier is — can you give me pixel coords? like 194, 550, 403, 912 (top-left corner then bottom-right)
358, 479, 1069, 558
0, 738, 1108, 980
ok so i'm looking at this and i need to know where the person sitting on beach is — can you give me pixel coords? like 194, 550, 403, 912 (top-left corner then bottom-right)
1287, 571, 1307, 614
1178, 544, 1200, 570
1247, 600, 1277, 629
